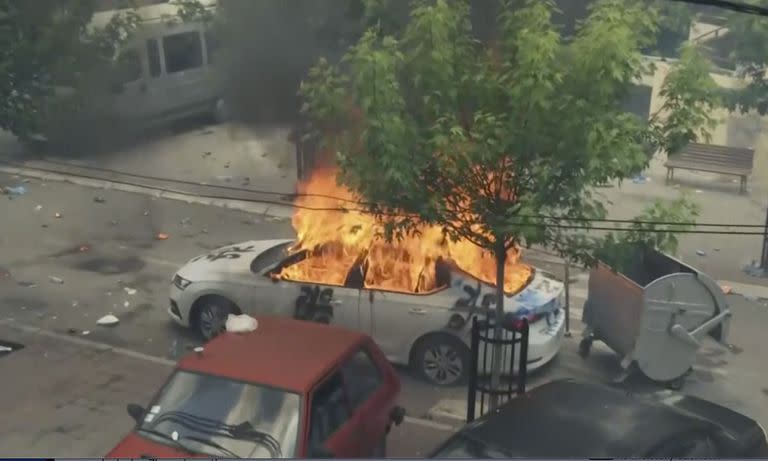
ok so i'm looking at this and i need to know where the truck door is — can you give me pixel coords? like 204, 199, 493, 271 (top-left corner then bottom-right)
160, 27, 211, 115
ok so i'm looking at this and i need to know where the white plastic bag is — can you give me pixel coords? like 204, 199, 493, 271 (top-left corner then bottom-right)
225, 314, 258, 333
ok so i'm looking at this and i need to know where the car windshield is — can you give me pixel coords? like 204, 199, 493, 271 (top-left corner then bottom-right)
432, 434, 512, 458
249, 241, 294, 274
138, 371, 301, 458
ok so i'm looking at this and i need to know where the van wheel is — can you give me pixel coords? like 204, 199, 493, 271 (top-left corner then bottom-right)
413, 334, 470, 387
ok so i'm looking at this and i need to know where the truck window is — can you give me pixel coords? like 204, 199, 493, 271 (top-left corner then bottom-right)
308, 372, 350, 451
340, 348, 383, 410
162, 31, 203, 73
146, 39, 162, 77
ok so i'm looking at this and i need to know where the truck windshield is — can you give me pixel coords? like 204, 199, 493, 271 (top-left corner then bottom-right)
138, 370, 301, 458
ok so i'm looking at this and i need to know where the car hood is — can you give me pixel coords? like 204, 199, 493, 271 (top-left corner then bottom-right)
177, 239, 293, 281
106, 432, 206, 458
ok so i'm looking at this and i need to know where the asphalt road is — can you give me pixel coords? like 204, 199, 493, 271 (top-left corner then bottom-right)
2, 173, 768, 456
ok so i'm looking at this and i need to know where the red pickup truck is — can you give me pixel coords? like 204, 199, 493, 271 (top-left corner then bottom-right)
107, 315, 405, 458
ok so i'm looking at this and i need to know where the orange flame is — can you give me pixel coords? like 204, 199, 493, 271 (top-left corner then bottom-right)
277, 167, 532, 294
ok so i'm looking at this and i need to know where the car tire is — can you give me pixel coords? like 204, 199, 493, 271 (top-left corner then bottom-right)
413, 334, 470, 387
371, 436, 386, 457
193, 296, 237, 341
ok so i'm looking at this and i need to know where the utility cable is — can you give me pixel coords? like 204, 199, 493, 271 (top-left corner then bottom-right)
7, 158, 767, 230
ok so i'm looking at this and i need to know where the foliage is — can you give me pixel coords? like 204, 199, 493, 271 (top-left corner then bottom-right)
595, 194, 700, 273
299, 0, 716, 269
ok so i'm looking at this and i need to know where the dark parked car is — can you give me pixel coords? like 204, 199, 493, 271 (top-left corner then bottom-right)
430, 379, 768, 458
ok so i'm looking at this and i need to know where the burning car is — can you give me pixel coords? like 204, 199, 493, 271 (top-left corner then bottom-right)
168, 168, 566, 386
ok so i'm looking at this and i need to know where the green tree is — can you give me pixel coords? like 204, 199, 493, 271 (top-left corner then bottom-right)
299, 0, 717, 401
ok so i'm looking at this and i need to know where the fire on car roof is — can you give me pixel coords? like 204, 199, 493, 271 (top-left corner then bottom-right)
276, 167, 533, 294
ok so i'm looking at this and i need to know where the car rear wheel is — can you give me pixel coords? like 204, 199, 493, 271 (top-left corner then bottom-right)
193, 296, 236, 341
413, 334, 470, 387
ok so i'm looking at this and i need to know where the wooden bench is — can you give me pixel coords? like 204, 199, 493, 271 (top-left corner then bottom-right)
665, 143, 755, 194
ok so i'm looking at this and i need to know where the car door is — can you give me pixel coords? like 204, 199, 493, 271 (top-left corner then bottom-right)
159, 27, 211, 116
363, 288, 455, 363
110, 46, 151, 121
306, 371, 361, 458
339, 345, 389, 455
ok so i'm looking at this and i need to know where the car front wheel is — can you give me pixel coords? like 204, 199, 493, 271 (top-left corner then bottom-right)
413, 334, 470, 387
194, 296, 235, 341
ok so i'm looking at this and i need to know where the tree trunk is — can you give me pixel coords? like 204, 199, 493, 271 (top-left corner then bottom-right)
489, 239, 507, 411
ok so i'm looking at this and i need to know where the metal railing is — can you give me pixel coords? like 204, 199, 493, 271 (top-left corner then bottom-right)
466, 316, 529, 423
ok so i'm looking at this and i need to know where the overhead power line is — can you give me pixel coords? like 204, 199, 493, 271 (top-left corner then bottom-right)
8, 159, 767, 231
668, 0, 768, 17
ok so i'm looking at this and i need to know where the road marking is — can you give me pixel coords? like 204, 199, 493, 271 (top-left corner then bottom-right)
0, 319, 457, 432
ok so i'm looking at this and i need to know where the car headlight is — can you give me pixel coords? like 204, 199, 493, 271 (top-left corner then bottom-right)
173, 274, 192, 290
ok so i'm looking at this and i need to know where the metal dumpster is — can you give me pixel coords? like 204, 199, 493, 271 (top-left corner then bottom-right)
580, 245, 732, 388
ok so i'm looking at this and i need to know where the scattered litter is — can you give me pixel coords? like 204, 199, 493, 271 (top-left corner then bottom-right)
193, 346, 204, 353
0, 270, 10, 280
201, 228, 208, 234
4, 185, 27, 197
720, 285, 733, 295
54, 212, 62, 218
156, 232, 170, 240
631, 174, 648, 184
216, 176, 233, 182
123, 287, 137, 296
242, 177, 250, 185
106, 291, 112, 297
71, 301, 79, 308
225, 314, 258, 333
202, 151, 212, 157
110, 220, 119, 226
34, 205, 42, 211
93, 195, 106, 203
744, 293, 758, 302
41, 224, 48, 228
696, 250, 706, 256
714, 248, 720, 252
97, 314, 120, 326
51, 316, 57, 320
67, 328, 78, 335
0, 346, 12, 352
82, 330, 90, 336
180, 217, 191, 226
224, 162, 230, 169
79, 244, 90, 252
48, 275, 64, 284
143, 210, 150, 216
20, 306, 27, 310
695, 189, 703, 194
123, 301, 131, 308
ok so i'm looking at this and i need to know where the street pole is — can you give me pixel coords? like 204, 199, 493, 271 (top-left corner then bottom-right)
761, 204, 768, 270
564, 259, 571, 338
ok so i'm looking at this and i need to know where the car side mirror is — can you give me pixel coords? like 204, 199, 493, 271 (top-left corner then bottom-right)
310, 446, 335, 458
127, 403, 145, 423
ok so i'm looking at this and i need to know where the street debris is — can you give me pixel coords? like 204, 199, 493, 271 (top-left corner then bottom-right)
695, 189, 703, 194
34, 205, 42, 211
106, 291, 112, 296
631, 174, 648, 184
156, 232, 170, 240
180, 217, 191, 226
21, 178, 31, 183
224, 161, 230, 168
123, 301, 131, 308
94, 195, 106, 203
225, 314, 258, 333
0, 346, 13, 352
97, 314, 120, 326
720, 285, 733, 295
71, 301, 79, 308
54, 212, 62, 218
79, 244, 90, 252
743, 260, 767, 278
82, 330, 90, 336
216, 175, 233, 182
2, 185, 27, 198
744, 293, 758, 302
48, 275, 64, 284
0, 270, 10, 280
201, 228, 209, 234
110, 220, 119, 226
696, 250, 706, 256
123, 287, 137, 296
41, 224, 48, 228
20, 306, 27, 310
202, 151, 212, 157
143, 210, 150, 216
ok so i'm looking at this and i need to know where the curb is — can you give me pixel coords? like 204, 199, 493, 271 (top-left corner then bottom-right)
0, 165, 295, 219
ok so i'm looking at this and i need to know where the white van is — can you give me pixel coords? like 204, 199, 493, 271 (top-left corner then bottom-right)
109, 19, 225, 125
